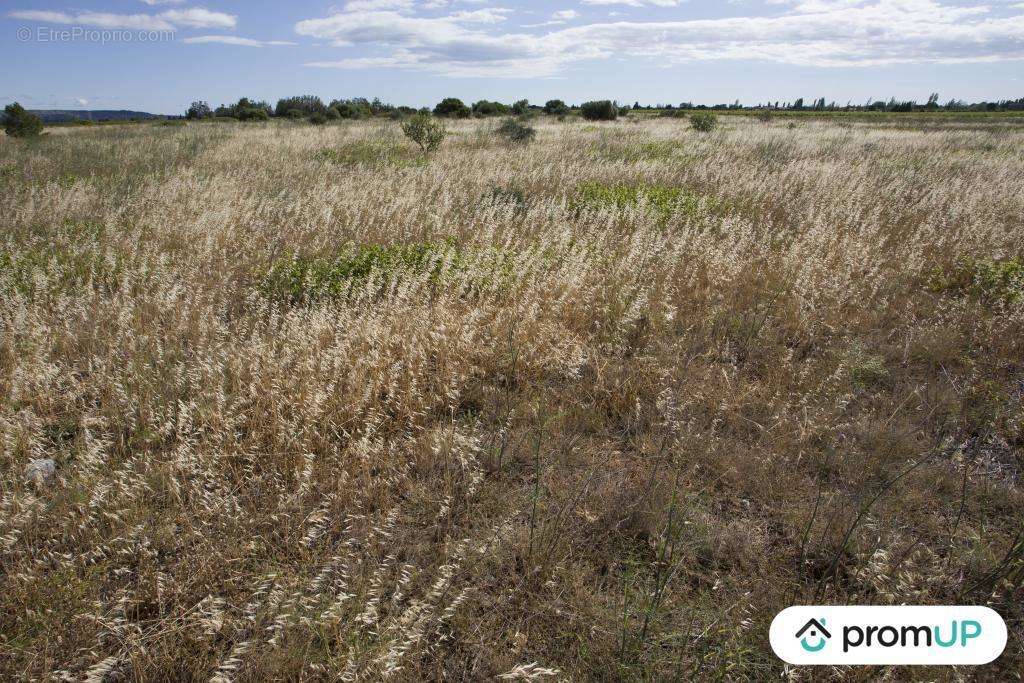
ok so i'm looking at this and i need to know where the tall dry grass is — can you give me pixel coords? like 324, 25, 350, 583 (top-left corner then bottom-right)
1, 115, 1022, 680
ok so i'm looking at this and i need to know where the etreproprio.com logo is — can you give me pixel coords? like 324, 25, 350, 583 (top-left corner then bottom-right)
770, 606, 1007, 665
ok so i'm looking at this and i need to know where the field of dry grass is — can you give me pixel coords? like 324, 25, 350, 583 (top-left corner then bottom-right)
1, 114, 1022, 681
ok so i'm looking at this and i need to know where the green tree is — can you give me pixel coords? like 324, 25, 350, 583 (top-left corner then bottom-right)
186, 101, 213, 120
3, 103, 43, 138
511, 99, 529, 116
433, 98, 471, 118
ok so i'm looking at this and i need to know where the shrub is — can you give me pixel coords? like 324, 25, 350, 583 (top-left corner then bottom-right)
690, 111, 718, 132
512, 99, 530, 116
579, 100, 618, 121
756, 109, 774, 123
329, 98, 372, 119
434, 98, 471, 118
309, 111, 329, 125
543, 99, 569, 116
496, 117, 536, 145
3, 103, 43, 138
471, 100, 509, 117
590, 101, 622, 121
237, 107, 270, 122
401, 113, 447, 154
275, 95, 327, 118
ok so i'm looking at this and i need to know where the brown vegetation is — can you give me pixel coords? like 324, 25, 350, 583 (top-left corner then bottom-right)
1, 115, 1022, 680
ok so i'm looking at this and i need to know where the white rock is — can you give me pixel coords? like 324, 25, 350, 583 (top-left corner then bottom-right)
25, 458, 56, 486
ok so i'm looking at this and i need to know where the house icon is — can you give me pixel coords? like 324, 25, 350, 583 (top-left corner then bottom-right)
796, 618, 831, 652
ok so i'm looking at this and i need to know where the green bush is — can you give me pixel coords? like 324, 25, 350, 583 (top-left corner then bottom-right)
496, 117, 536, 145
401, 113, 447, 154
275, 95, 327, 118
3, 103, 43, 138
543, 99, 569, 116
690, 112, 718, 132
471, 100, 509, 117
579, 100, 618, 121
309, 111, 329, 125
434, 98, 471, 118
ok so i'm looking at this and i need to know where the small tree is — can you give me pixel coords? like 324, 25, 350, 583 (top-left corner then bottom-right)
496, 117, 536, 145
186, 100, 213, 120
433, 97, 471, 118
579, 100, 618, 121
511, 99, 529, 116
3, 103, 43, 138
689, 111, 717, 132
402, 113, 447, 154
543, 99, 568, 116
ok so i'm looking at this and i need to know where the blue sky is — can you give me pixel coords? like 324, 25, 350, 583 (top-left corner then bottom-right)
2, 0, 1023, 114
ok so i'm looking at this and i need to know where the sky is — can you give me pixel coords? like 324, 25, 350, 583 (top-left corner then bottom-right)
1, 0, 1023, 114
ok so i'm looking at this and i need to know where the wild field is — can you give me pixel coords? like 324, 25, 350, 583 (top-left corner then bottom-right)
1, 114, 1022, 681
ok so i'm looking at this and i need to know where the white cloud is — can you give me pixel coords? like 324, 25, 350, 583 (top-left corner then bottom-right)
9, 7, 237, 31
10, 10, 175, 30
182, 35, 296, 47
139, 0, 185, 5
344, 0, 416, 10
297, 0, 1024, 77
581, 0, 683, 7
75, 98, 89, 106
552, 10, 580, 20
157, 8, 236, 29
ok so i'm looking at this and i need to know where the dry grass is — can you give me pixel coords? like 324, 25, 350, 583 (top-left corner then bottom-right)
1, 115, 1022, 681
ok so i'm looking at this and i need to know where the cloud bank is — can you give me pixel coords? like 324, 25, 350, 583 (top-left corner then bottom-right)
297, 0, 1024, 77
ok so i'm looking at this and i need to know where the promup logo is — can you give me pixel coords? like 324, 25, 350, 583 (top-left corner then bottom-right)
795, 618, 831, 653
770, 606, 1006, 665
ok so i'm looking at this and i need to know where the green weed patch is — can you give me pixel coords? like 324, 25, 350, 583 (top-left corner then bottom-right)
928, 257, 1024, 306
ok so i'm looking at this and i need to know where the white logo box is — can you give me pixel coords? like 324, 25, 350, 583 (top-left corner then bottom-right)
770, 606, 1007, 665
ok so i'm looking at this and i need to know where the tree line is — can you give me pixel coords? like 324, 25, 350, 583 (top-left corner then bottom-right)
632, 93, 1024, 113
186, 93, 1024, 124
184, 96, 635, 123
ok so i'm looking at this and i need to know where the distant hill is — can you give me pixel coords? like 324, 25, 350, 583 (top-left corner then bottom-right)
28, 110, 162, 123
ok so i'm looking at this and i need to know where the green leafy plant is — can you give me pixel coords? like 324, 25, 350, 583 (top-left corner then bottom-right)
928, 257, 1024, 305
401, 113, 447, 155
263, 242, 454, 303
496, 117, 536, 145
689, 112, 718, 132
575, 181, 723, 222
